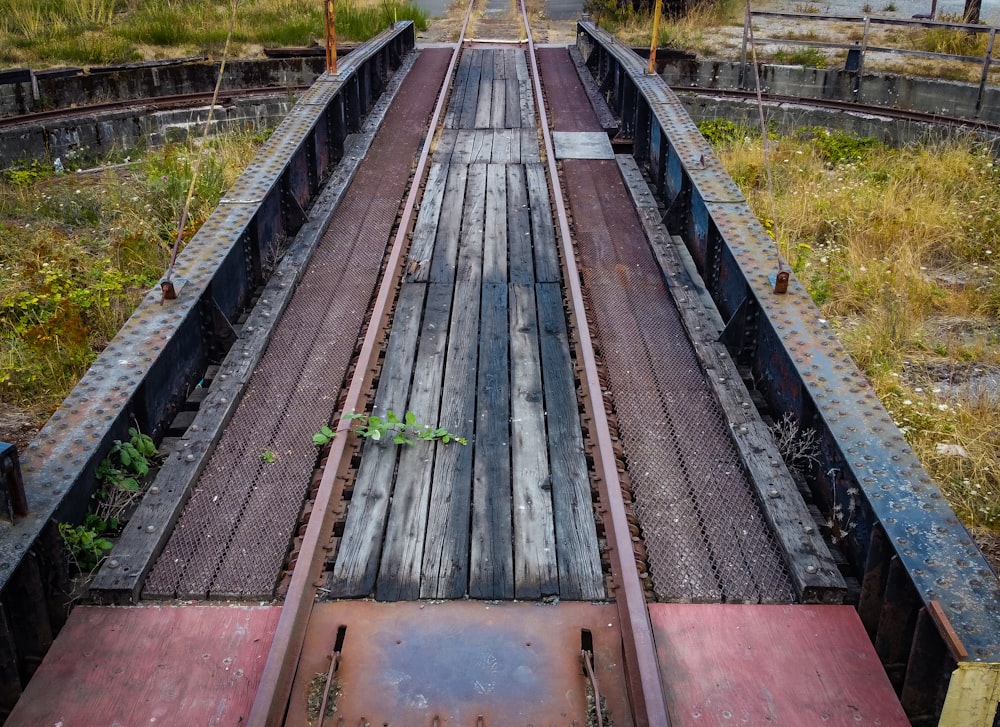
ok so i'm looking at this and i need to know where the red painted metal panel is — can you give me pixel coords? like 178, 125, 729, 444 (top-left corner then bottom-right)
7, 605, 280, 726
649, 604, 910, 726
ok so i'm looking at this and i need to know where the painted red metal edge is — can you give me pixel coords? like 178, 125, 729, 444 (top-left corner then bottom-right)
521, 8, 671, 727
245, 8, 476, 724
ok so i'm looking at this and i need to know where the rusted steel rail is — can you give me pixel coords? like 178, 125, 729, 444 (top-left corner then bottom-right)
521, 4, 669, 724
579, 20, 1000, 725
0, 23, 415, 718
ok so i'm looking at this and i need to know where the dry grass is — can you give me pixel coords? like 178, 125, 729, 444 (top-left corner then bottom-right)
0, 0, 427, 69
710, 126, 1000, 529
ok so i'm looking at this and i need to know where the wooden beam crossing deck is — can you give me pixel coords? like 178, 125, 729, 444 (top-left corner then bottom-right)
328, 48, 605, 602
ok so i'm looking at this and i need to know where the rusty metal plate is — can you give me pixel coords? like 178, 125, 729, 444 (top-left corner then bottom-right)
289, 601, 632, 726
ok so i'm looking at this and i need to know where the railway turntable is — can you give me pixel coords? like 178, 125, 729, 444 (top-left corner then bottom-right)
4, 5, 998, 727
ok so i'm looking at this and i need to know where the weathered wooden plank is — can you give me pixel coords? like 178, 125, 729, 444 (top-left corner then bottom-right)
471, 283, 513, 598
525, 162, 561, 283
406, 162, 449, 282
490, 129, 519, 164
520, 128, 540, 163
491, 71, 506, 129
514, 50, 535, 127
458, 49, 483, 129
507, 165, 533, 284
483, 163, 508, 284
444, 48, 473, 129
433, 128, 458, 163
509, 284, 558, 599
474, 49, 495, 129
420, 279, 480, 598
429, 164, 469, 284
616, 154, 845, 603
494, 48, 507, 80
449, 130, 476, 165
506, 76, 520, 128
376, 283, 452, 601
457, 162, 487, 282
328, 283, 426, 598
536, 283, 605, 600
470, 129, 494, 164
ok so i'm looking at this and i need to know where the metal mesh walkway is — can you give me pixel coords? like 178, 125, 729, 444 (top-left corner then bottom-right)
538, 47, 796, 603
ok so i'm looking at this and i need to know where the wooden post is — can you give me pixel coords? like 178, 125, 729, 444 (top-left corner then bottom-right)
325, 0, 337, 74
647, 0, 664, 75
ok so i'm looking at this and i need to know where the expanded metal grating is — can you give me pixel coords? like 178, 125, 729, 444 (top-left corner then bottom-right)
563, 158, 795, 603
144, 50, 453, 600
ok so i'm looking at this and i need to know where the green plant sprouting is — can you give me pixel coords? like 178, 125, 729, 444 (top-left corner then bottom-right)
92, 426, 158, 522
313, 410, 467, 447
59, 425, 159, 575
58, 519, 113, 573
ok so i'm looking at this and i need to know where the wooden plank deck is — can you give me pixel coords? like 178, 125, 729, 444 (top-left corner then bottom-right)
329, 47, 604, 601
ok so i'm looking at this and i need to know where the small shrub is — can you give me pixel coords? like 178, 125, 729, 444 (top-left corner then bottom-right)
773, 46, 828, 68
799, 127, 884, 165
697, 118, 756, 146
93, 426, 158, 522
59, 521, 114, 572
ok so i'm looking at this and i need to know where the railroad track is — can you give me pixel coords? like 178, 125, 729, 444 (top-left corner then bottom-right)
674, 85, 1000, 135
249, 0, 672, 721
0, 86, 311, 130
4, 5, 999, 726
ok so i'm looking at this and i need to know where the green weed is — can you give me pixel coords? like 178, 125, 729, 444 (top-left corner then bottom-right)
314, 410, 467, 447
59, 520, 113, 572
0, 132, 264, 410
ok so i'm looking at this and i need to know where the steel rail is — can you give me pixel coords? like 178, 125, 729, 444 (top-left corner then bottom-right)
673, 86, 1000, 135
244, 4, 476, 724
520, 5, 670, 726
0, 87, 310, 129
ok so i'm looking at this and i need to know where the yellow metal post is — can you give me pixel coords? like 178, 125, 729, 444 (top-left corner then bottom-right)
325, 0, 337, 74
648, 0, 664, 75
939, 662, 1000, 726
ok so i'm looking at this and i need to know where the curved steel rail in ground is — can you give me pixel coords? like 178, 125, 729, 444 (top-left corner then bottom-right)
673, 85, 1000, 137
0, 87, 311, 130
